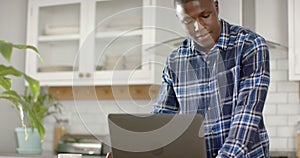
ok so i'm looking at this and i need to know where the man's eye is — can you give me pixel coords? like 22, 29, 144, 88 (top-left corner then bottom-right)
202, 14, 210, 18
182, 18, 194, 24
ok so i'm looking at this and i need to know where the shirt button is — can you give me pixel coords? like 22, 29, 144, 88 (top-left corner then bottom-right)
213, 152, 217, 157
206, 60, 211, 65
208, 106, 212, 111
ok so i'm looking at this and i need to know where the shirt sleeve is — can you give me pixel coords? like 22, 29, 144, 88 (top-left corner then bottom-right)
152, 65, 180, 114
217, 37, 270, 157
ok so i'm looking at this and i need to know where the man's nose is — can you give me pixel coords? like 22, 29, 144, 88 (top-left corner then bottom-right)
193, 20, 204, 32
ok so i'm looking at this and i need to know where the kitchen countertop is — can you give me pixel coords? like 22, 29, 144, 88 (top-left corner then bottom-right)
0, 152, 105, 158
270, 151, 296, 158
0, 151, 296, 158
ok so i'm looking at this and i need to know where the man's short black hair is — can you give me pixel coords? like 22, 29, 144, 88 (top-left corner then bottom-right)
174, 0, 215, 7
174, 0, 198, 5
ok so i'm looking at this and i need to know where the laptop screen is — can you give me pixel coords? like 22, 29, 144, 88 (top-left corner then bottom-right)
108, 113, 207, 158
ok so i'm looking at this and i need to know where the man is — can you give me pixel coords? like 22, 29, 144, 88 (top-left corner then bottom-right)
153, 0, 270, 157
107, 0, 270, 157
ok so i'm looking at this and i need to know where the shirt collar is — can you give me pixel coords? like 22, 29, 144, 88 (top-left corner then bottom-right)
190, 19, 230, 54
215, 19, 230, 51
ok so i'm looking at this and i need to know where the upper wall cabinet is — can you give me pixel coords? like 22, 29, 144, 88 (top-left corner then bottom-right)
26, 0, 183, 86
288, 0, 300, 80
219, 0, 288, 47
255, 0, 288, 47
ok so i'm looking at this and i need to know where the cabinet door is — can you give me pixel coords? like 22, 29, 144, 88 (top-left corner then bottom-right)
219, 0, 255, 31
26, 0, 184, 86
288, 0, 300, 80
255, 0, 288, 47
218, 0, 242, 26
92, 0, 154, 85
26, 0, 83, 86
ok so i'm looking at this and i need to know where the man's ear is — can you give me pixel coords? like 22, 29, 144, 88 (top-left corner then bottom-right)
214, 1, 219, 15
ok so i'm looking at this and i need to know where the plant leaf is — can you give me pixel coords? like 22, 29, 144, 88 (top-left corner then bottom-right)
0, 91, 19, 106
23, 74, 40, 102
0, 64, 40, 101
13, 44, 44, 63
0, 76, 12, 90
0, 65, 22, 76
13, 44, 38, 53
0, 40, 13, 62
0, 40, 43, 63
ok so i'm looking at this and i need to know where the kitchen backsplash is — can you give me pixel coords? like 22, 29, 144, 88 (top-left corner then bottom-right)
42, 100, 154, 152
42, 46, 300, 153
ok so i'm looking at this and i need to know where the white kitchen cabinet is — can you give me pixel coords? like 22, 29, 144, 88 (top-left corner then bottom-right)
288, 0, 300, 80
26, 0, 183, 86
255, 0, 288, 47
26, 0, 82, 86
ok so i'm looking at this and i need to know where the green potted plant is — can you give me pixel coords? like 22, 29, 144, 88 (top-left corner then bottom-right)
15, 89, 62, 154
22, 89, 62, 128
0, 40, 49, 152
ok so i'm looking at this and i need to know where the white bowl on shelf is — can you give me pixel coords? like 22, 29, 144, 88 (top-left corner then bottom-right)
38, 65, 77, 72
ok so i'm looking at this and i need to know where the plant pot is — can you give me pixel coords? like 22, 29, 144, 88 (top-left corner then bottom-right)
15, 127, 42, 154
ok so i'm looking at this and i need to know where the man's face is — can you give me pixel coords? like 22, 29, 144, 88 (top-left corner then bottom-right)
176, 0, 221, 51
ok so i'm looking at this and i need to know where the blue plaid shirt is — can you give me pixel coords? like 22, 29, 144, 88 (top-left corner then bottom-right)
153, 19, 270, 158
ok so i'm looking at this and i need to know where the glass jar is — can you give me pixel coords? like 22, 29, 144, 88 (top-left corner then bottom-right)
54, 118, 69, 152
297, 121, 300, 158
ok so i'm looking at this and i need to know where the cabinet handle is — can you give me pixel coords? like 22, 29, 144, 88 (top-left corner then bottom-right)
79, 73, 84, 78
86, 73, 91, 78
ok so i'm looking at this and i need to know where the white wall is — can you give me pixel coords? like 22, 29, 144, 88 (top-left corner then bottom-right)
0, 0, 28, 153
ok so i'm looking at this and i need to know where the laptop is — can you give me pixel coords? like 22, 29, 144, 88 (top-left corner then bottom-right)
108, 113, 207, 158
